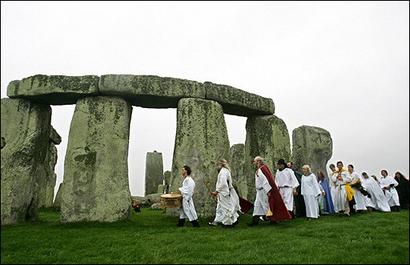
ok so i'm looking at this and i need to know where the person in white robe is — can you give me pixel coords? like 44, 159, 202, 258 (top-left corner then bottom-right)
331, 161, 352, 216
361, 172, 390, 212
379, 170, 400, 211
328, 164, 338, 209
177, 165, 200, 227
301, 165, 322, 219
347, 164, 368, 212
252, 157, 272, 223
275, 159, 299, 217
209, 159, 240, 227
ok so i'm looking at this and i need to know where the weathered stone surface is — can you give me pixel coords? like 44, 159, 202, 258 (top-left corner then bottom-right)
229, 144, 247, 198
170, 98, 230, 217
99, 75, 205, 108
145, 193, 161, 205
163, 171, 171, 185
1, 98, 51, 225
61, 96, 132, 222
244, 115, 291, 202
1, 137, 5, 149
37, 143, 58, 208
204, 82, 274, 116
151, 203, 162, 209
53, 183, 63, 209
145, 151, 164, 196
49, 127, 62, 145
7, 75, 99, 105
292, 125, 332, 178
157, 184, 166, 194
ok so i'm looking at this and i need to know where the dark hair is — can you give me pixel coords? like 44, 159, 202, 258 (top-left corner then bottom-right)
277, 159, 287, 166
348, 164, 354, 169
361, 172, 368, 176
336, 161, 343, 166
183, 165, 192, 176
381, 169, 388, 175
395, 171, 405, 178
330, 164, 335, 168
317, 171, 325, 179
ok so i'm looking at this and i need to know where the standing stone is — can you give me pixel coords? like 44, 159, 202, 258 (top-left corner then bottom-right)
53, 183, 63, 209
163, 170, 172, 194
1, 98, 51, 225
292, 125, 333, 178
244, 115, 291, 202
163, 170, 171, 185
229, 144, 247, 198
170, 98, 230, 217
61, 96, 132, 222
145, 151, 164, 195
37, 143, 58, 208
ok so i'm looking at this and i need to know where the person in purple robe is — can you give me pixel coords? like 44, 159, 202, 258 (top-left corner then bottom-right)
317, 171, 335, 214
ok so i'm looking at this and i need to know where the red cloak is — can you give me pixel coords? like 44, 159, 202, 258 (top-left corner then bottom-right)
260, 165, 292, 222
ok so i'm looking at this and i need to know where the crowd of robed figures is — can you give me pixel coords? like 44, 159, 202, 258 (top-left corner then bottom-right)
175, 157, 409, 227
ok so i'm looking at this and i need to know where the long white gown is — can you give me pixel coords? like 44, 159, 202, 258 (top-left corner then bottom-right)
349, 171, 368, 211
213, 167, 240, 225
361, 176, 390, 212
178, 176, 198, 221
379, 175, 400, 207
253, 168, 272, 216
331, 169, 351, 213
275, 168, 299, 211
301, 173, 322, 218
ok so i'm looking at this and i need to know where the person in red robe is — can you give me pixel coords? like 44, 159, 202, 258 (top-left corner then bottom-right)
249, 156, 292, 226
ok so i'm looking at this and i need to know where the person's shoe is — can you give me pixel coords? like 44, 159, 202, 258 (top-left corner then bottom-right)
190, 220, 200, 227
177, 218, 185, 227
208, 221, 218, 226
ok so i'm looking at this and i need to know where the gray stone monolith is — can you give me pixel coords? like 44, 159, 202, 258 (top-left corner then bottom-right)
145, 151, 164, 196
244, 115, 291, 202
53, 183, 63, 209
292, 125, 333, 178
229, 144, 247, 198
170, 98, 230, 217
1, 98, 51, 225
61, 96, 132, 222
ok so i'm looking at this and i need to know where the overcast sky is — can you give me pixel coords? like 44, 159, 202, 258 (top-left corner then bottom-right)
1, 1, 409, 197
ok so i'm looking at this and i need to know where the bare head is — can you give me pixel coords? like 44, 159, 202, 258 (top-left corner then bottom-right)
216, 159, 230, 171
381, 169, 388, 177
253, 156, 264, 168
301, 165, 311, 175
181, 165, 191, 177
329, 164, 336, 172
336, 161, 343, 171
277, 159, 287, 171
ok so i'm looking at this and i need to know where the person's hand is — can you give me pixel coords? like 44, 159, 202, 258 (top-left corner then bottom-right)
293, 189, 298, 196
267, 191, 271, 197
210, 191, 218, 197
322, 191, 326, 196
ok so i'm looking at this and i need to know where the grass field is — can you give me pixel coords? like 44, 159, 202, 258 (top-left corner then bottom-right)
1, 208, 409, 264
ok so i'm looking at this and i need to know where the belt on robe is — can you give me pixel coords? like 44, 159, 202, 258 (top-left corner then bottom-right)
279, 186, 291, 189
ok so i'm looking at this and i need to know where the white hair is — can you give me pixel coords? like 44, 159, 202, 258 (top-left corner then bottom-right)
254, 156, 264, 163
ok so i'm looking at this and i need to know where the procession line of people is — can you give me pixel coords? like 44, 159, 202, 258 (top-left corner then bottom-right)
175, 157, 408, 227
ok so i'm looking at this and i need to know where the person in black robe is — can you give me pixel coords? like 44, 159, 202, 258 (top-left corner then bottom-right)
394, 171, 409, 209
287, 162, 306, 218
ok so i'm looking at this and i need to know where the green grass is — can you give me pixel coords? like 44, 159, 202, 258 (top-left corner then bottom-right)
1, 208, 409, 264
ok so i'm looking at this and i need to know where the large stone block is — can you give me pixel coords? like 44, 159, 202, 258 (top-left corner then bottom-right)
204, 82, 274, 116
53, 183, 63, 209
1, 98, 51, 225
61, 96, 132, 222
244, 115, 291, 202
37, 143, 58, 208
7, 75, 99, 105
292, 125, 333, 178
229, 144, 247, 198
170, 98, 230, 217
145, 151, 164, 196
99, 75, 205, 108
